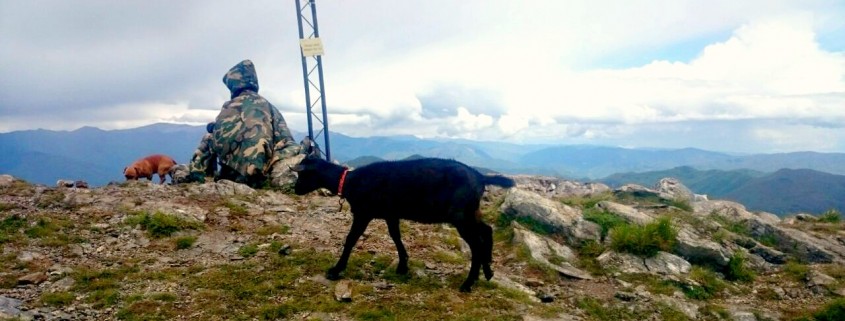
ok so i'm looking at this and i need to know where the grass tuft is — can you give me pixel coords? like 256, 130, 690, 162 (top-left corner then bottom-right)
725, 252, 755, 282
125, 211, 202, 238
609, 217, 677, 257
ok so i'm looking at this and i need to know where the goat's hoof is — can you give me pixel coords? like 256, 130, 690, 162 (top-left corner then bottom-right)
395, 264, 409, 275
326, 269, 342, 280
483, 266, 494, 281
459, 284, 473, 293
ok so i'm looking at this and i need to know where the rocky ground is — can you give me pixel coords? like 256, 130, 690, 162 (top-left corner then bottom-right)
1, 174, 844, 321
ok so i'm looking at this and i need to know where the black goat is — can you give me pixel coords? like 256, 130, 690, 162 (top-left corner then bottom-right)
292, 156, 515, 292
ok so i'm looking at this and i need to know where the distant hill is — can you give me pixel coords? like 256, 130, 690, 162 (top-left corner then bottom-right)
600, 166, 845, 215
3, 122, 845, 195
723, 168, 845, 215
518, 146, 736, 179
0, 124, 206, 186
601, 166, 766, 197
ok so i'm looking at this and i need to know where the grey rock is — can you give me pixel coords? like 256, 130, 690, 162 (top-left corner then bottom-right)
730, 310, 757, 321
0, 296, 23, 318
614, 291, 637, 301
512, 223, 592, 280
656, 294, 699, 319
512, 222, 575, 261
655, 177, 694, 203
676, 228, 731, 267
749, 244, 787, 264
597, 251, 690, 276
188, 180, 255, 196
510, 175, 610, 198
795, 213, 818, 222
699, 200, 843, 263
596, 201, 654, 225
0, 174, 15, 188
501, 189, 600, 245
644, 252, 692, 275
491, 274, 538, 302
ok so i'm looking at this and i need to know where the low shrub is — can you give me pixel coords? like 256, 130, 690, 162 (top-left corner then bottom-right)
126, 211, 201, 238
784, 260, 810, 282
609, 217, 677, 257
174, 236, 197, 250
797, 298, 845, 321
583, 208, 626, 241
684, 266, 726, 300
725, 253, 755, 282
0, 215, 26, 243
818, 209, 842, 223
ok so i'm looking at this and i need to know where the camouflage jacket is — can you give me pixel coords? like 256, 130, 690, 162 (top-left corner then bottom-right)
190, 60, 298, 182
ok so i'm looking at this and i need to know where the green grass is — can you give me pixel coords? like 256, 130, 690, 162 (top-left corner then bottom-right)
558, 192, 612, 209
711, 214, 750, 236
237, 243, 259, 258
222, 200, 249, 217
125, 211, 202, 238
174, 236, 197, 250
0, 214, 26, 243
795, 298, 845, 321
684, 266, 726, 300
609, 217, 677, 257
583, 208, 627, 241
39, 291, 76, 307
725, 253, 756, 282
818, 209, 842, 223
0, 202, 18, 212
784, 260, 810, 282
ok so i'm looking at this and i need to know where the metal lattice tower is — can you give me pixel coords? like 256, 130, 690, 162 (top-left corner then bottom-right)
295, 0, 331, 161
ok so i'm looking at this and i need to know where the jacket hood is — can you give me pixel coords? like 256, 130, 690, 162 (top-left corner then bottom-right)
223, 59, 259, 98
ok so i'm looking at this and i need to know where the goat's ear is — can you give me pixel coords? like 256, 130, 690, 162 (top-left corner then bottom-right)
290, 164, 306, 172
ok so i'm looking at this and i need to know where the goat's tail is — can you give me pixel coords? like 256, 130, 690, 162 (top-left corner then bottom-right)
482, 175, 515, 188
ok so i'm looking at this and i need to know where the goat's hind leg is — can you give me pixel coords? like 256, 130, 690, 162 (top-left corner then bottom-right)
478, 222, 494, 281
386, 219, 409, 274
455, 223, 482, 292
328, 217, 372, 280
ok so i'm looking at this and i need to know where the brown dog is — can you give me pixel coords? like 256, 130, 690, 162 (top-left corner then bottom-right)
124, 154, 177, 184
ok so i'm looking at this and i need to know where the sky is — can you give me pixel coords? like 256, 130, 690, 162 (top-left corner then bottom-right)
1, 0, 844, 154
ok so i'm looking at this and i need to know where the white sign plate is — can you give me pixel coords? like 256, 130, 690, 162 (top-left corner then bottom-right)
300, 38, 324, 57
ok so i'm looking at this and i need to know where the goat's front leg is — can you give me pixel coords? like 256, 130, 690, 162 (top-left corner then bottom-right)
386, 219, 409, 274
327, 217, 372, 280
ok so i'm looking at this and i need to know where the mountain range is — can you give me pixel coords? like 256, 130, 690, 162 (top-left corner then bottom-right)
601, 166, 845, 215
2, 123, 844, 215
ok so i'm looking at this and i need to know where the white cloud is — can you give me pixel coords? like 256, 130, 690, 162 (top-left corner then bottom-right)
1, 1, 844, 153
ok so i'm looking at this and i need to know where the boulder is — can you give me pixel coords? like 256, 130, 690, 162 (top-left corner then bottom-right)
56, 179, 75, 188
0, 174, 15, 188
0, 296, 22, 319
512, 223, 592, 280
597, 251, 690, 276
509, 175, 610, 198
694, 200, 843, 264
654, 178, 694, 203
501, 189, 600, 244
187, 180, 255, 196
676, 228, 731, 267
596, 201, 654, 225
